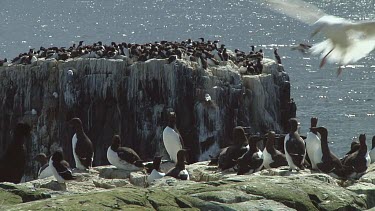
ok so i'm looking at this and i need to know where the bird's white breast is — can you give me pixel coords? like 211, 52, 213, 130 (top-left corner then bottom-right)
178, 169, 190, 180
72, 134, 86, 170
106, 147, 141, 171
38, 165, 53, 179
262, 148, 273, 169
49, 158, 65, 183
163, 126, 182, 163
147, 169, 165, 184
305, 132, 322, 170
284, 134, 298, 170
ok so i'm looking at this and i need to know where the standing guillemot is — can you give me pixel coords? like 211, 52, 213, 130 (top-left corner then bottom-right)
262, 131, 288, 169
310, 127, 344, 178
147, 156, 165, 184
341, 134, 371, 179
69, 118, 94, 170
274, 48, 282, 64
107, 135, 144, 171
218, 126, 249, 171
305, 117, 322, 170
0, 122, 31, 183
49, 150, 75, 183
165, 149, 189, 180
34, 153, 53, 179
236, 135, 263, 175
163, 112, 184, 163
284, 118, 306, 171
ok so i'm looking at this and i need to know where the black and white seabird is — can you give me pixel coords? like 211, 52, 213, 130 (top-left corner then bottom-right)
284, 118, 306, 171
310, 127, 345, 178
34, 153, 53, 179
69, 118, 94, 170
165, 149, 189, 180
146, 156, 165, 184
0, 123, 31, 183
49, 150, 76, 183
305, 117, 322, 170
218, 126, 249, 171
236, 135, 263, 175
163, 112, 184, 163
262, 131, 288, 169
107, 135, 144, 171
341, 134, 371, 179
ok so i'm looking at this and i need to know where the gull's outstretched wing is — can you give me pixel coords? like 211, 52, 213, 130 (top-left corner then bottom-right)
263, 0, 326, 25
349, 21, 375, 39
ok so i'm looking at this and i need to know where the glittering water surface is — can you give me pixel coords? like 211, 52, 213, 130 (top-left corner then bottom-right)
0, 0, 374, 156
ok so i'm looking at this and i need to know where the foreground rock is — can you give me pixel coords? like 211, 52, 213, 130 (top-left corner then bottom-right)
2, 161, 375, 210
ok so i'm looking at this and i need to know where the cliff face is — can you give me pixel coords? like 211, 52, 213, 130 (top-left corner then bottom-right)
0, 57, 293, 179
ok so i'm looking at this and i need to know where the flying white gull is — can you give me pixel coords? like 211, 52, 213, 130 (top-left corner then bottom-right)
263, 0, 375, 75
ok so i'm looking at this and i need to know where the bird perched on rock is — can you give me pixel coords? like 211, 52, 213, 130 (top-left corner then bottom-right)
305, 117, 322, 170
218, 126, 249, 171
262, 131, 288, 169
264, 0, 375, 76
34, 153, 53, 179
49, 150, 76, 183
284, 118, 306, 171
165, 149, 189, 180
163, 112, 184, 163
236, 135, 263, 175
146, 156, 165, 184
310, 127, 345, 178
341, 134, 371, 179
107, 135, 144, 171
0, 123, 31, 183
69, 118, 94, 170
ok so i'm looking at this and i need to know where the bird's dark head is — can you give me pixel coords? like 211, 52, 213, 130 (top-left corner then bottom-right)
69, 118, 82, 129
153, 155, 163, 164
359, 134, 366, 145
34, 153, 48, 164
111, 135, 121, 149
310, 117, 318, 128
177, 149, 188, 165
167, 111, 177, 125
310, 126, 327, 138
232, 126, 248, 146
267, 131, 276, 145
149, 155, 163, 170
288, 118, 299, 132
52, 150, 64, 162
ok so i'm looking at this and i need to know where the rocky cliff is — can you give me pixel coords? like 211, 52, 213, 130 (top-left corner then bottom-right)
0, 57, 293, 179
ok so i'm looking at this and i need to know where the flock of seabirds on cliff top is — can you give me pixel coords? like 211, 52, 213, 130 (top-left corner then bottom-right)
1, 114, 375, 186
0, 38, 272, 76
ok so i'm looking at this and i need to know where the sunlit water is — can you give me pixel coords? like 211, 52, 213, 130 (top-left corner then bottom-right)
1, 0, 374, 157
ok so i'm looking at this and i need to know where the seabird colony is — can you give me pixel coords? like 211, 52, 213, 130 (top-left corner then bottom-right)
0, 38, 266, 75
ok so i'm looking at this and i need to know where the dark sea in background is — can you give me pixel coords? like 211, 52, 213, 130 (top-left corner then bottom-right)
0, 0, 374, 157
